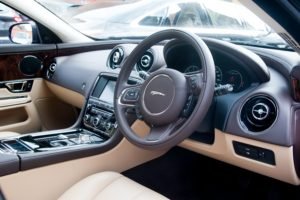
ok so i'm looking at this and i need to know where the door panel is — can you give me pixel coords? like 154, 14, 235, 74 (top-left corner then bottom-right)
0, 42, 81, 135
0, 107, 28, 126
0, 78, 79, 134
0, 102, 40, 134
0, 94, 31, 107
0, 81, 40, 134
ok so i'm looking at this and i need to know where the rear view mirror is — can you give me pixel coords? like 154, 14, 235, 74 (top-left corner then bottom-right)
9, 23, 33, 44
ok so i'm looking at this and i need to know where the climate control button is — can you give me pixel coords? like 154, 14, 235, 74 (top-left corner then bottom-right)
83, 114, 90, 122
92, 117, 101, 127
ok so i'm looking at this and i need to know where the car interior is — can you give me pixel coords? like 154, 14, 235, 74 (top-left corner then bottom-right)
0, 0, 300, 199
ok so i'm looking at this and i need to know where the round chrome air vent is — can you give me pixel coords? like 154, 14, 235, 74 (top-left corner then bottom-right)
240, 95, 277, 132
49, 63, 56, 73
108, 47, 124, 69
137, 51, 154, 72
46, 62, 56, 79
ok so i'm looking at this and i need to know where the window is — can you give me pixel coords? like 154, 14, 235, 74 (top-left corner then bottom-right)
206, 8, 243, 29
138, 2, 209, 28
203, 2, 245, 29
139, 8, 168, 26
0, 3, 31, 44
172, 3, 206, 27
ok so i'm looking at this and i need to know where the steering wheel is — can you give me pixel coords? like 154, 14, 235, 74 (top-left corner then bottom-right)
114, 29, 215, 149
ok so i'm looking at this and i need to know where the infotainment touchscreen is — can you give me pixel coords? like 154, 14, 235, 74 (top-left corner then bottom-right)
99, 80, 116, 104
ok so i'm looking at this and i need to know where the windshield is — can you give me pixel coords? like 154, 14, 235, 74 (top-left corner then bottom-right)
35, 0, 291, 50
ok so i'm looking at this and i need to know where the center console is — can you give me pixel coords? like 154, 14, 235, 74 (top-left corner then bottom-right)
0, 73, 127, 175
83, 76, 118, 138
0, 74, 119, 155
0, 129, 103, 154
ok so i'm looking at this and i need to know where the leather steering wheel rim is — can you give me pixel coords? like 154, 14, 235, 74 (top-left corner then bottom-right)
114, 29, 215, 150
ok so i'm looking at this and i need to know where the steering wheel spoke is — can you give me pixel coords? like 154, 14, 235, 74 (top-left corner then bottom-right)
145, 118, 186, 141
185, 71, 204, 96
117, 84, 142, 108
116, 84, 143, 120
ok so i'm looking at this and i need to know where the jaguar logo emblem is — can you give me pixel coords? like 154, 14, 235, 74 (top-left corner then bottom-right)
150, 91, 165, 96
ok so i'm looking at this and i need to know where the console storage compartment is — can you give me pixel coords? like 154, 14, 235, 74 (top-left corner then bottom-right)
0, 128, 121, 173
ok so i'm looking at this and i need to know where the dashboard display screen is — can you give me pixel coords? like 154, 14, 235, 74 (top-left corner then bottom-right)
99, 80, 116, 104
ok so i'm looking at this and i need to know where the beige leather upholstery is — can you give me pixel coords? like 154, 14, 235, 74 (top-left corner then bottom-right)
0, 131, 20, 138
58, 171, 168, 200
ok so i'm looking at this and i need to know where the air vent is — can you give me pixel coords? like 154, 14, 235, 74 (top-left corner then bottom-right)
137, 51, 154, 72
240, 95, 277, 132
46, 63, 56, 79
108, 47, 124, 69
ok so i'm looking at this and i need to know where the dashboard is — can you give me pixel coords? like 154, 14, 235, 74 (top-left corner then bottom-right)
162, 43, 252, 93
43, 37, 300, 185
47, 38, 278, 145
106, 42, 253, 93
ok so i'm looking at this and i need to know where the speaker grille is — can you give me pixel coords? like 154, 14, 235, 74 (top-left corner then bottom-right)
19, 55, 42, 76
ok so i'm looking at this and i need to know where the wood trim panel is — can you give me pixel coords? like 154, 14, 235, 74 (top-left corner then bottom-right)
0, 50, 56, 82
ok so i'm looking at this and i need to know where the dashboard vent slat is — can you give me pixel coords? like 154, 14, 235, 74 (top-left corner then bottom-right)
108, 47, 124, 69
137, 51, 154, 72
240, 95, 277, 132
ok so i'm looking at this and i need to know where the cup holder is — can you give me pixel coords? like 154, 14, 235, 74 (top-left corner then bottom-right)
31, 130, 104, 151
0, 129, 106, 153
50, 140, 74, 147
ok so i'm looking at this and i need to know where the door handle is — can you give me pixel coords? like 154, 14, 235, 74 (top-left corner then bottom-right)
5, 81, 27, 93
3, 80, 33, 93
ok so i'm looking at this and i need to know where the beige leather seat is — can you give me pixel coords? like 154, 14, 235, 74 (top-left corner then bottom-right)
58, 171, 168, 200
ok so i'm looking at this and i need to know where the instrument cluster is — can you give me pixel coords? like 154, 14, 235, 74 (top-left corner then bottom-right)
184, 65, 248, 93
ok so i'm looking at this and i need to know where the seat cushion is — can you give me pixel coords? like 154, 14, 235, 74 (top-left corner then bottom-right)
58, 171, 168, 200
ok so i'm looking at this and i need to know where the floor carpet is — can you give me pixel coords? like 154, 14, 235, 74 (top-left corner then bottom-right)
123, 147, 300, 200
